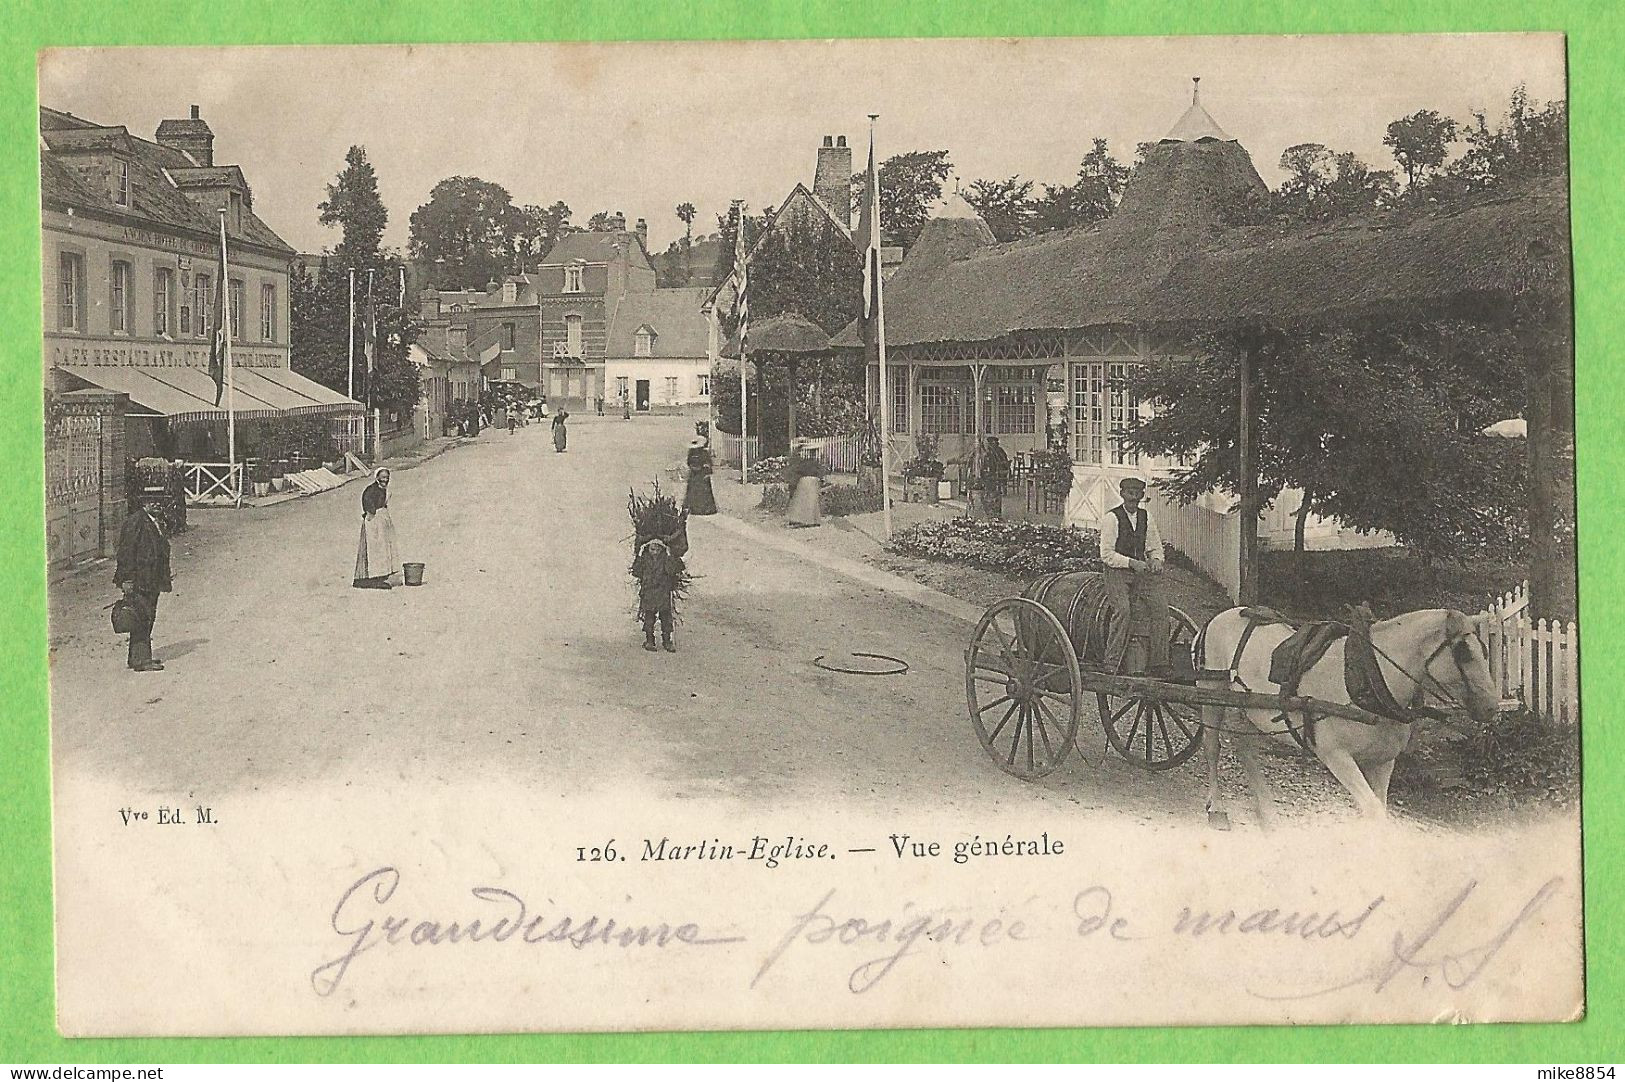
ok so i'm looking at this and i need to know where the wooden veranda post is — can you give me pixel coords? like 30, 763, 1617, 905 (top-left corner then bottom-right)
1237, 337, 1260, 605
786, 355, 799, 443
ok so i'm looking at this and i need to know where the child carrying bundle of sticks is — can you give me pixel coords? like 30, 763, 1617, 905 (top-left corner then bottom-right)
628, 482, 692, 653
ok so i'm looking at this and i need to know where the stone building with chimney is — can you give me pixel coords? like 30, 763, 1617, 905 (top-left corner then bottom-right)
40, 103, 359, 555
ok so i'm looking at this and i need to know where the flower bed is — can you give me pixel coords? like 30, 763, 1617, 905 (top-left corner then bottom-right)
756, 479, 885, 517
886, 519, 1103, 577
746, 456, 788, 484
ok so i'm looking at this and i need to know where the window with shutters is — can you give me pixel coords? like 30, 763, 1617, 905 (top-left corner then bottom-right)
260, 283, 276, 341
564, 265, 583, 294
154, 268, 173, 337
178, 270, 192, 336
664, 376, 679, 402
110, 260, 131, 334
697, 373, 710, 396
58, 252, 83, 331
229, 279, 244, 341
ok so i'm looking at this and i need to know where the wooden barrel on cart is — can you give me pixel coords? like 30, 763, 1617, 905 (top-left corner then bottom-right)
966, 571, 1204, 778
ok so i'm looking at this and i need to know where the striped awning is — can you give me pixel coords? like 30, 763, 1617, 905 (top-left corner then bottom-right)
58, 365, 362, 424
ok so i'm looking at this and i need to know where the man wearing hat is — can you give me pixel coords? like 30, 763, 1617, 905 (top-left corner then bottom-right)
1098, 476, 1170, 676
114, 491, 173, 672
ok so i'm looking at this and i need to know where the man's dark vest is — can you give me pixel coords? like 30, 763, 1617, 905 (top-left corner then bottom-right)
1110, 504, 1148, 561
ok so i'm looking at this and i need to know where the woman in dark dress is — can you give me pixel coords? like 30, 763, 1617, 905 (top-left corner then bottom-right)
684, 436, 717, 515
552, 408, 570, 452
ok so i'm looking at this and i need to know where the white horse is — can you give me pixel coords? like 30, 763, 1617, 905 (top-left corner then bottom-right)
1196, 607, 1500, 827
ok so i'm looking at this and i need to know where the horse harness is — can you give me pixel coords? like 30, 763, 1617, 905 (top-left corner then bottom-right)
1205, 606, 1465, 753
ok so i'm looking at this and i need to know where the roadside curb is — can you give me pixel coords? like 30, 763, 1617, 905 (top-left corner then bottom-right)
701, 513, 984, 627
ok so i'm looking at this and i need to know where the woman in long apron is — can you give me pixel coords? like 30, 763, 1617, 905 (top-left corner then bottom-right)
552, 408, 570, 452
352, 468, 401, 588
785, 440, 823, 528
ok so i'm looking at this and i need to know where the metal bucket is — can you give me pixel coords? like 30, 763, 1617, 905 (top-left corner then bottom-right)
403, 562, 426, 587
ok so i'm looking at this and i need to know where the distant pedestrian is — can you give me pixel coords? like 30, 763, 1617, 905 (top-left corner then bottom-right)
786, 439, 823, 528
507, 408, 519, 436
551, 408, 570, 452
979, 435, 1010, 517
684, 436, 717, 516
621, 392, 631, 420
596, 395, 604, 416
114, 492, 172, 672
353, 468, 400, 589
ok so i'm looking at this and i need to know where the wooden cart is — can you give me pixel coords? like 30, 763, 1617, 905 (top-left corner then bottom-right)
965, 570, 1403, 780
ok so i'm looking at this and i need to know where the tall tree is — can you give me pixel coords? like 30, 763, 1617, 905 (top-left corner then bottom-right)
317, 146, 389, 268
1384, 108, 1459, 188
851, 149, 952, 246
675, 201, 697, 242
585, 211, 619, 231
290, 260, 420, 419
1272, 143, 1396, 222
962, 176, 1035, 242
513, 200, 572, 265
1029, 138, 1131, 233
407, 176, 525, 290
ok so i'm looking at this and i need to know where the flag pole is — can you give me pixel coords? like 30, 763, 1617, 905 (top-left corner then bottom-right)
732, 199, 749, 483
367, 269, 378, 463
347, 269, 356, 399
869, 115, 894, 540
219, 210, 238, 503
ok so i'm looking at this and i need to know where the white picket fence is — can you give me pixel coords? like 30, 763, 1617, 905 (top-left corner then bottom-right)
802, 433, 861, 473
1473, 583, 1579, 725
1149, 491, 1242, 602
712, 433, 759, 470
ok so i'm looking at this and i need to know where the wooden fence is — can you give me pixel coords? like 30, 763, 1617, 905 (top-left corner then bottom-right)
712, 433, 760, 470
1473, 583, 1579, 726
802, 433, 861, 473
1149, 492, 1243, 602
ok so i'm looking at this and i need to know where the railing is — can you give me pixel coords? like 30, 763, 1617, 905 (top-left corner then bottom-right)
1473, 583, 1579, 725
800, 433, 861, 473
1148, 491, 1243, 602
183, 462, 244, 505
713, 433, 760, 470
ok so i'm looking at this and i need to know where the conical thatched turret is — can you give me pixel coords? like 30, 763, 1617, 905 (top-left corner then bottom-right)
834, 83, 1267, 348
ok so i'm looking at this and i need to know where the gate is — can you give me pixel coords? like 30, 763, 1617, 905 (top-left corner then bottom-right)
46, 412, 105, 564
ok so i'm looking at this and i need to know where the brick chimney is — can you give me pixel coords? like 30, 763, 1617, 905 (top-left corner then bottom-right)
814, 134, 852, 227
634, 217, 648, 248
155, 104, 214, 166
610, 211, 627, 232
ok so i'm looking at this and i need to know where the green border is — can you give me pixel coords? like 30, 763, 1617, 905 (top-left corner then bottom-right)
3, 0, 1619, 1064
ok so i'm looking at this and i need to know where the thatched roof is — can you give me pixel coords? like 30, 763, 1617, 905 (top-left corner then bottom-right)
1148, 179, 1571, 327
724, 312, 831, 358
832, 135, 1268, 349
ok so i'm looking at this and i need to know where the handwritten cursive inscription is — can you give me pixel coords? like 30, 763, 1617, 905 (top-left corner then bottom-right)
310, 866, 745, 996
1251, 877, 1564, 1001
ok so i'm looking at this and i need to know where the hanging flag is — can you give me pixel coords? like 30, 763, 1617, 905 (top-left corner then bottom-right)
731, 205, 749, 357
207, 219, 229, 405
362, 274, 378, 381
856, 130, 883, 320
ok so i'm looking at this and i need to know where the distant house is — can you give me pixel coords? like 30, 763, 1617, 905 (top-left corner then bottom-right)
603, 286, 713, 412
701, 135, 903, 383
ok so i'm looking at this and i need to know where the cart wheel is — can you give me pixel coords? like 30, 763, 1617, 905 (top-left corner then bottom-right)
1098, 605, 1202, 771
965, 597, 1083, 779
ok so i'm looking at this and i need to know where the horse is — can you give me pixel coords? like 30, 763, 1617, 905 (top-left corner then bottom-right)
1195, 607, 1500, 827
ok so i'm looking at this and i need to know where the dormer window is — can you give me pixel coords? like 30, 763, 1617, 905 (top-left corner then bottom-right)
112, 159, 130, 207
564, 264, 584, 294
634, 328, 654, 357
502, 281, 517, 304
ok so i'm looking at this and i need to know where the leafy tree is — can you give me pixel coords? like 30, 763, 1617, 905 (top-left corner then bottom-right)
710, 209, 862, 450
851, 149, 952, 246
1125, 322, 1524, 568
290, 260, 420, 419
514, 200, 572, 264
407, 176, 525, 290
675, 201, 697, 242
317, 146, 389, 268
1030, 138, 1132, 233
1431, 86, 1568, 201
710, 203, 760, 287
1384, 108, 1459, 188
962, 176, 1034, 242
585, 211, 618, 231
1270, 143, 1396, 222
